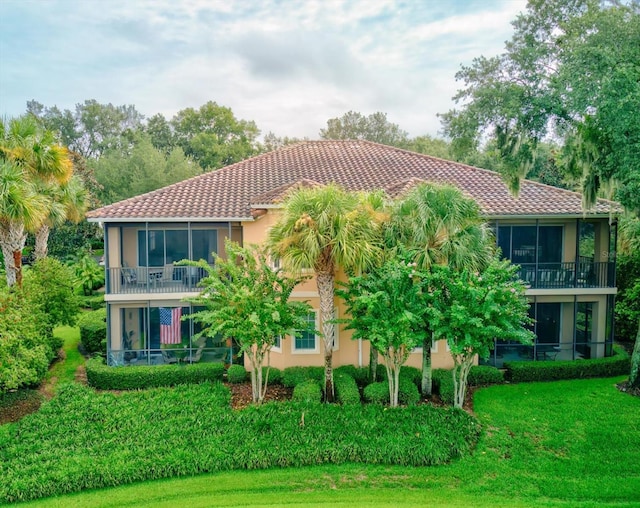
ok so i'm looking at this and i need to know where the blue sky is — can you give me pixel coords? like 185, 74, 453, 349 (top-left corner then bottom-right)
0, 0, 527, 139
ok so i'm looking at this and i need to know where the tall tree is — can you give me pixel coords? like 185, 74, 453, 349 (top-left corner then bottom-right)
0, 115, 72, 286
184, 241, 313, 404
387, 183, 494, 395
267, 184, 387, 401
171, 101, 260, 170
320, 111, 409, 147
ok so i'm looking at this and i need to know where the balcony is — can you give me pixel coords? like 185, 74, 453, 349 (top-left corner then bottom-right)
516, 261, 615, 289
107, 265, 208, 294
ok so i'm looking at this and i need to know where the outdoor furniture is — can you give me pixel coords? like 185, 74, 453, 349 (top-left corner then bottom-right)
162, 350, 178, 364
161, 263, 175, 286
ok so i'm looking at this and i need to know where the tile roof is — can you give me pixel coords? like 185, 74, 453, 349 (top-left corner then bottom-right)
86, 140, 621, 221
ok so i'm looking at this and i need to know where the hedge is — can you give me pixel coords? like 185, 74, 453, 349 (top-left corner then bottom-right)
227, 364, 248, 383
0, 383, 480, 503
504, 345, 630, 383
432, 369, 455, 405
292, 380, 323, 403
334, 371, 361, 405
334, 364, 369, 387
363, 378, 421, 406
77, 308, 107, 355
468, 366, 504, 386
433, 366, 504, 405
264, 366, 282, 386
282, 366, 324, 388
85, 357, 225, 390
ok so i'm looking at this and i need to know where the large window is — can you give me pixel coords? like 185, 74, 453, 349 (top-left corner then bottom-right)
497, 225, 563, 264
138, 229, 217, 266
294, 311, 318, 352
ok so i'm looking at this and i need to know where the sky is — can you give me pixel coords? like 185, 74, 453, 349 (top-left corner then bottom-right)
0, 0, 528, 140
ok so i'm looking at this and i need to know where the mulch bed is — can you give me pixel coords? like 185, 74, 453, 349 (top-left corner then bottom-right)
228, 383, 293, 410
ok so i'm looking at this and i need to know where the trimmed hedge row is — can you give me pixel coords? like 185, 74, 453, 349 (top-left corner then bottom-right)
335, 364, 370, 387
0, 383, 480, 503
227, 364, 248, 383
334, 371, 361, 405
504, 346, 630, 383
77, 308, 107, 355
282, 366, 324, 388
363, 378, 421, 406
85, 358, 225, 390
292, 380, 323, 403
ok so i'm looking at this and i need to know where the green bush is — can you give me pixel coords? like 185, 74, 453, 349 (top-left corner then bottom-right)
282, 366, 324, 388
0, 382, 479, 503
375, 364, 421, 387
77, 308, 107, 355
292, 380, 322, 403
80, 293, 105, 310
85, 357, 225, 390
399, 377, 421, 406
363, 382, 389, 405
335, 371, 361, 405
227, 364, 248, 383
504, 346, 630, 383
264, 366, 282, 385
432, 369, 455, 405
335, 364, 369, 387
468, 365, 504, 386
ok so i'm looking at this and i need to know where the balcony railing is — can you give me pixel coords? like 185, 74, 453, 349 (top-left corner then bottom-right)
107, 265, 208, 294
516, 262, 615, 289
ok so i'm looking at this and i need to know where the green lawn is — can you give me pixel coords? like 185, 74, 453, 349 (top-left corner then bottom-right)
47, 325, 84, 386
15, 376, 640, 508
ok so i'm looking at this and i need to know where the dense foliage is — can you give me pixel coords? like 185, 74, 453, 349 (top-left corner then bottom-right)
292, 380, 323, 403
504, 345, 630, 383
77, 308, 107, 355
0, 382, 480, 503
85, 358, 225, 390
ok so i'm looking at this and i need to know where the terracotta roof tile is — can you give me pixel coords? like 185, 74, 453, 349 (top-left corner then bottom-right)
87, 140, 621, 221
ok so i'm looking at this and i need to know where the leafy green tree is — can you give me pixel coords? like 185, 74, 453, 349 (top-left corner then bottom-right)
71, 251, 105, 296
320, 111, 409, 146
268, 184, 387, 401
441, 0, 640, 210
260, 132, 306, 153
171, 101, 260, 170
0, 115, 72, 286
183, 241, 313, 404
386, 183, 494, 396
338, 257, 426, 407
426, 260, 533, 408
144, 113, 176, 155
403, 135, 453, 159
92, 133, 199, 204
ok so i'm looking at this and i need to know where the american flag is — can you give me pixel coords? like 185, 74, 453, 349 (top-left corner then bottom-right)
160, 307, 182, 344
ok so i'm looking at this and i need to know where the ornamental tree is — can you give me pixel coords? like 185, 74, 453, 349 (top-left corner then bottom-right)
338, 256, 426, 407
426, 260, 533, 408
183, 241, 313, 404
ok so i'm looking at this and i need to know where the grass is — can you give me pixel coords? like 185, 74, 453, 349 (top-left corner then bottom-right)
11, 375, 640, 507
47, 325, 84, 386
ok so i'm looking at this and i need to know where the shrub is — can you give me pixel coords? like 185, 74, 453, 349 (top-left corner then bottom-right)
85, 358, 225, 390
264, 366, 282, 386
77, 308, 107, 355
292, 380, 322, 403
363, 382, 389, 405
80, 293, 105, 310
399, 377, 421, 406
335, 364, 369, 387
227, 364, 248, 383
0, 383, 479, 503
282, 366, 324, 388
335, 371, 361, 405
400, 366, 422, 387
468, 365, 504, 386
504, 346, 630, 383
432, 369, 455, 405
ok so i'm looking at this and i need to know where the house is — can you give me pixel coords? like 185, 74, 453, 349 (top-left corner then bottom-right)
86, 140, 620, 370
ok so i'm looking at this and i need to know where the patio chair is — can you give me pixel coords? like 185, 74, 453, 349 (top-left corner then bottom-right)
161, 263, 175, 286
162, 350, 179, 364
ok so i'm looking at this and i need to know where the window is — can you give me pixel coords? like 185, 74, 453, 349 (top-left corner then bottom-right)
272, 334, 282, 352
138, 228, 218, 266
293, 311, 318, 352
496, 225, 563, 264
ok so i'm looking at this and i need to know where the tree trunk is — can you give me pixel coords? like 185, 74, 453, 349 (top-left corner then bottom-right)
630, 319, 640, 389
317, 272, 336, 402
421, 334, 432, 396
0, 220, 27, 287
34, 224, 50, 260
369, 345, 378, 383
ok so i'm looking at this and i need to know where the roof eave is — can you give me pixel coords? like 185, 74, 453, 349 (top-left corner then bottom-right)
87, 216, 254, 224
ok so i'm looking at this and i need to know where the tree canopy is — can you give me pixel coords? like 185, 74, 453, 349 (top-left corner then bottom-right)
320, 111, 409, 147
441, 0, 640, 211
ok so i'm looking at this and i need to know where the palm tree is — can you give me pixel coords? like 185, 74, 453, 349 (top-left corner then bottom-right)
387, 183, 494, 395
34, 175, 88, 260
267, 184, 387, 401
0, 115, 72, 286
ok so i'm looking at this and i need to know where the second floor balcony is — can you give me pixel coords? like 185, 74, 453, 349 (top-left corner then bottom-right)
517, 261, 615, 289
107, 265, 208, 294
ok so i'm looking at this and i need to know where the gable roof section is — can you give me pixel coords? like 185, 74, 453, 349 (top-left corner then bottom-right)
86, 140, 621, 221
